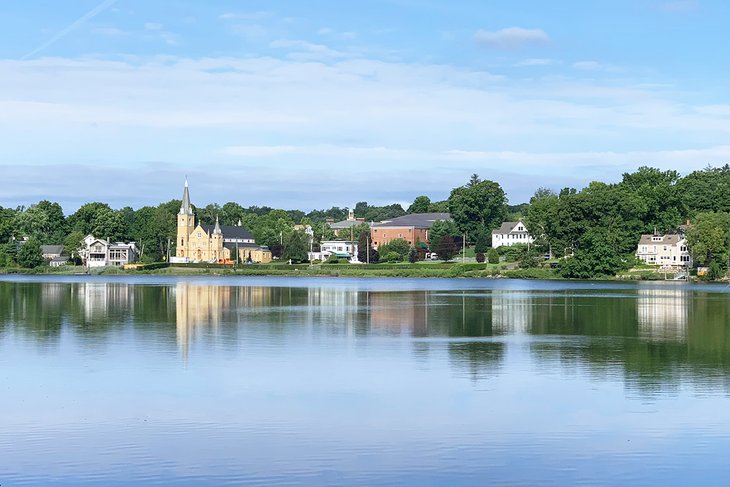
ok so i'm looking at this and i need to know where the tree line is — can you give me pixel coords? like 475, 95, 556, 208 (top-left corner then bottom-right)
3, 165, 730, 277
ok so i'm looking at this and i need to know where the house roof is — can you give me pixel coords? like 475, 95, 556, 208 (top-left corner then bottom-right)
201, 224, 254, 240
373, 213, 451, 229
492, 221, 530, 235
638, 234, 684, 245
329, 220, 364, 229
41, 245, 64, 255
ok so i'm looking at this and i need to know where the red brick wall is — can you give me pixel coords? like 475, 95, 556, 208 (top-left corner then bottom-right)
371, 226, 429, 249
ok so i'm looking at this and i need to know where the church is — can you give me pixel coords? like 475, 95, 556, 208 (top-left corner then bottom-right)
171, 179, 272, 264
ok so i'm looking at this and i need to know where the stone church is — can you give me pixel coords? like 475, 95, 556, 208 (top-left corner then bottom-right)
171, 179, 272, 264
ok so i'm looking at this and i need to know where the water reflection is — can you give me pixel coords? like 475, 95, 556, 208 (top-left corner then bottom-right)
2, 279, 730, 394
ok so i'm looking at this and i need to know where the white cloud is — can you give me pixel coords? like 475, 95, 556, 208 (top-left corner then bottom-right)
219, 11, 271, 21
2, 53, 730, 209
573, 61, 603, 71
474, 27, 550, 49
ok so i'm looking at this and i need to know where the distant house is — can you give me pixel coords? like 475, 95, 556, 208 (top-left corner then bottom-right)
636, 233, 692, 268
41, 245, 69, 267
492, 221, 534, 248
81, 235, 139, 268
329, 209, 366, 237
309, 240, 359, 263
371, 213, 451, 250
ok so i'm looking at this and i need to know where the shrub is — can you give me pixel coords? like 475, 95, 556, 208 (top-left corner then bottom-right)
475, 252, 485, 263
383, 251, 402, 263
487, 248, 499, 264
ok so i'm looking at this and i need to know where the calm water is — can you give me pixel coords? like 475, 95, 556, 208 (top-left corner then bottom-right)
2, 276, 730, 486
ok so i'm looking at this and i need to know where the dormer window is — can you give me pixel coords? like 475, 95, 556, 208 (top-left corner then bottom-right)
651, 236, 661, 242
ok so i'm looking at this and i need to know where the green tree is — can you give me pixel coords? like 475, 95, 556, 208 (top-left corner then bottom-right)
447, 176, 507, 236
436, 235, 457, 262
408, 246, 418, 263
283, 230, 309, 263
686, 212, 730, 275
357, 231, 378, 263
429, 219, 459, 248
487, 248, 499, 264
68, 202, 113, 235
378, 238, 410, 261
408, 196, 431, 214
92, 208, 128, 241
64, 231, 85, 260
16, 238, 44, 268
473, 225, 490, 253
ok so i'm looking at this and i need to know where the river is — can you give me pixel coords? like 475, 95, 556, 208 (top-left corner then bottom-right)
1, 276, 730, 485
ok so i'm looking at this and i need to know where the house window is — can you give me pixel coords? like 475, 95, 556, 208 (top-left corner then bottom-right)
197, 232, 202, 238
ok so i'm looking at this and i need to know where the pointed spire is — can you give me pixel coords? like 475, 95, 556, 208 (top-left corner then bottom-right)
214, 215, 222, 234
180, 177, 193, 215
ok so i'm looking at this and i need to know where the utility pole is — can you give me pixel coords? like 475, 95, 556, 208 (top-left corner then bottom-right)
462, 233, 466, 263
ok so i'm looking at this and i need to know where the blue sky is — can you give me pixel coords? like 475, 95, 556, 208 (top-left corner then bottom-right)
2, 0, 730, 212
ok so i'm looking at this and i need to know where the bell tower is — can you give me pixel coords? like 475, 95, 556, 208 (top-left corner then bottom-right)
177, 178, 195, 258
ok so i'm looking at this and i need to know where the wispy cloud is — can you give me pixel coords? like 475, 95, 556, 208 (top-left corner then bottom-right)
21, 0, 119, 60
474, 27, 550, 49
219, 11, 271, 21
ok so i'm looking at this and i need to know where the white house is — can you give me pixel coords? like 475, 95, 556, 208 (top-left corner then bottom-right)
492, 221, 534, 248
636, 233, 692, 269
309, 240, 360, 263
81, 235, 139, 268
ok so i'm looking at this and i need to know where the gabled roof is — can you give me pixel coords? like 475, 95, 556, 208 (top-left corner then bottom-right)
41, 245, 64, 255
201, 224, 254, 240
373, 213, 451, 229
492, 221, 529, 235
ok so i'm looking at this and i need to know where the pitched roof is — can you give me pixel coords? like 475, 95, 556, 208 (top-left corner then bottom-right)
329, 220, 364, 229
492, 221, 529, 235
41, 245, 65, 255
638, 234, 684, 245
179, 178, 193, 216
373, 213, 451, 229
201, 224, 254, 240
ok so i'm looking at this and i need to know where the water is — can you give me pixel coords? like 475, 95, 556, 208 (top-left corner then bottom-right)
2, 276, 730, 485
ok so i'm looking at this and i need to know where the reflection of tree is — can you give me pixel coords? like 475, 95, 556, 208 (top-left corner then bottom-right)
448, 341, 505, 382
527, 289, 730, 396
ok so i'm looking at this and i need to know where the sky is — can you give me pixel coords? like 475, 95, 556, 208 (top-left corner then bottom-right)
2, 0, 730, 212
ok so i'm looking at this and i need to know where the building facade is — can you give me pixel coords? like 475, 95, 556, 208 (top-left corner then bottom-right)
636, 233, 692, 268
309, 240, 359, 262
491, 221, 534, 248
81, 235, 139, 268
172, 179, 272, 264
370, 213, 451, 250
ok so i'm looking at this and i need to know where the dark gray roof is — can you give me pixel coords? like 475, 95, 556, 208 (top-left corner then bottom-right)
179, 178, 193, 216
201, 224, 254, 240
373, 213, 451, 229
492, 221, 529, 235
41, 245, 65, 255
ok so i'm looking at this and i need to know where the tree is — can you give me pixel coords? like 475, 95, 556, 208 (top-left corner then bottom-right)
68, 202, 113, 235
408, 196, 431, 214
16, 238, 44, 268
378, 238, 410, 261
487, 248, 499, 264
92, 208, 128, 241
436, 235, 457, 262
283, 230, 309, 263
473, 225, 490, 253
475, 252, 485, 263
357, 231, 378, 263
686, 212, 730, 275
448, 176, 508, 236
64, 231, 85, 260
429, 219, 459, 248
408, 246, 418, 263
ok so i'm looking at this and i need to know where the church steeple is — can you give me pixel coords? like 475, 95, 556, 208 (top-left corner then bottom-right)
214, 215, 222, 234
179, 177, 193, 215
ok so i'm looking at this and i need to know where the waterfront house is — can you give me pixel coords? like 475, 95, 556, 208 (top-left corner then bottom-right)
309, 240, 359, 263
81, 235, 139, 268
636, 233, 692, 269
370, 213, 451, 250
491, 221, 534, 248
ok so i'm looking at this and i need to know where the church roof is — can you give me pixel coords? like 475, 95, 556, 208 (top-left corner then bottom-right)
200, 224, 254, 240
179, 178, 193, 215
